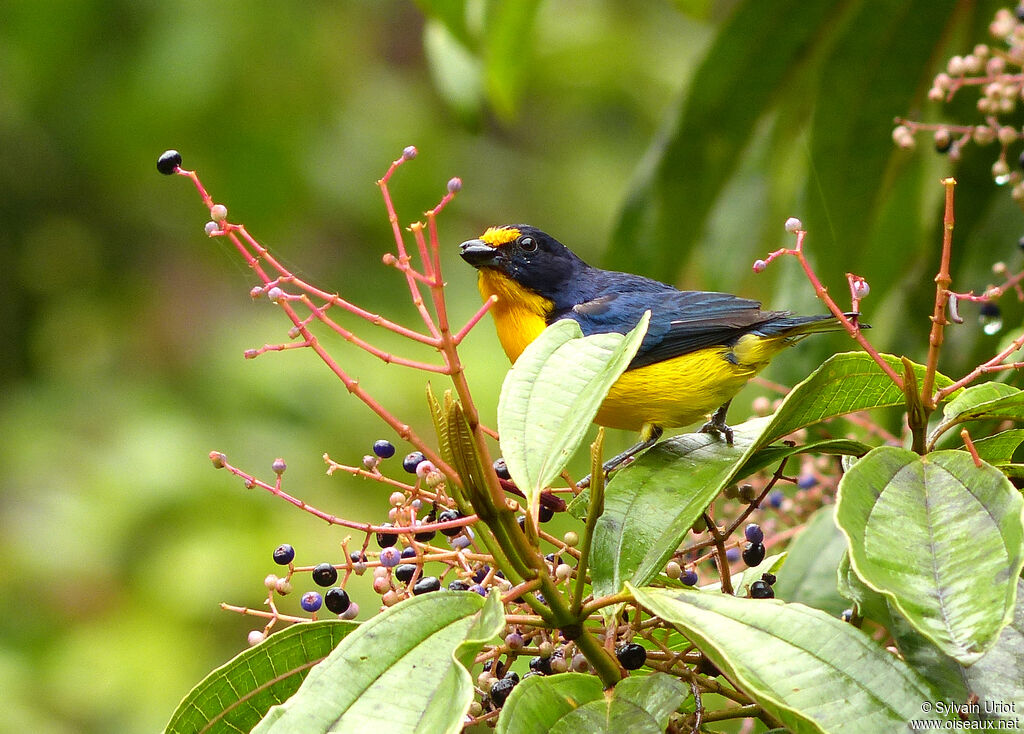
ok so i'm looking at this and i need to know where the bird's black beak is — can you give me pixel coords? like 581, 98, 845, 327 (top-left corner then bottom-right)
459, 239, 501, 268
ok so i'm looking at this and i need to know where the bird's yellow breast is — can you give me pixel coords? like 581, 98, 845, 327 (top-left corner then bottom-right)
478, 269, 552, 362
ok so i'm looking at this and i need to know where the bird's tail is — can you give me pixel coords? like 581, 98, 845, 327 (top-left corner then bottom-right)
758, 312, 867, 338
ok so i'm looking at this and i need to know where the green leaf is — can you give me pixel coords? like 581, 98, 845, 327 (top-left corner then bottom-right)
495, 673, 603, 734
630, 585, 951, 733
836, 551, 893, 630
498, 314, 649, 508
496, 672, 687, 734
970, 429, 1024, 465
772, 505, 850, 617
165, 621, 356, 734
253, 591, 504, 733
962, 578, 1024, 726
930, 383, 1024, 446
836, 447, 1024, 664
481, 0, 541, 119
590, 425, 759, 603
608, 0, 840, 279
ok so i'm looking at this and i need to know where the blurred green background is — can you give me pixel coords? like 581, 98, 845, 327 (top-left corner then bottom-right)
2, 0, 1021, 731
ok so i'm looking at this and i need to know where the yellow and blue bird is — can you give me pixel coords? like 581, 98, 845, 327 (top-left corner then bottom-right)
460, 225, 847, 461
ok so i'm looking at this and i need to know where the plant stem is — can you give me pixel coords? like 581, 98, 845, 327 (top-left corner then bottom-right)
922, 178, 957, 411
573, 430, 606, 616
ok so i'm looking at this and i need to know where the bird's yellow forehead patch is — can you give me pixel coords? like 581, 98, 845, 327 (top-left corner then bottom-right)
480, 226, 521, 247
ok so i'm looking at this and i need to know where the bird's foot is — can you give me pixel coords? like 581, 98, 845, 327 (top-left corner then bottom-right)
577, 426, 663, 489
699, 402, 734, 445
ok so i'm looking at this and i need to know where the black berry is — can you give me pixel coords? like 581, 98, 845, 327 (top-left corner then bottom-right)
157, 149, 182, 175
761, 572, 776, 585
414, 514, 436, 542
349, 551, 367, 564
749, 580, 774, 598
401, 546, 417, 559
412, 576, 441, 595
539, 505, 554, 523
324, 587, 351, 614
744, 523, 764, 544
376, 524, 398, 548
489, 676, 516, 706
980, 302, 1002, 319
372, 439, 396, 459
742, 542, 766, 567
395, 564, 417, 583
403, 451, 425, 474
438, 509, 463, 536
273, 544, 295, 565
493, 458, 511, 480
448, 580, 469, 591
615, 642, 647, 670
529, 656, 552, 675
841, 608, 855, 622
312, 563, 338, 587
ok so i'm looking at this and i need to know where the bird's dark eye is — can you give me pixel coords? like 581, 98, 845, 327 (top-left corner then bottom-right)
519, 236, 537, 252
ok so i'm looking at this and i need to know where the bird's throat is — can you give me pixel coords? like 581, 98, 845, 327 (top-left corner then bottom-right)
477, 269, 553, 362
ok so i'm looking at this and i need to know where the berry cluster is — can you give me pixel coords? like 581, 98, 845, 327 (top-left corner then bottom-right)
893, 5, 1024, 202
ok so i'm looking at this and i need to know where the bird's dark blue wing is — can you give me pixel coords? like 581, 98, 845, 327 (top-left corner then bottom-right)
551, 278, 788, 370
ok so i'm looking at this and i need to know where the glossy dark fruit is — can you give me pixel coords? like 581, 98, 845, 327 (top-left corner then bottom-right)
448, 580, 469, 591
372, 440, 396, 459
529, 656, 552, 675
157, 150, 182, 175
412, 576, 441, 595
403, 451, 425, 473
493, 458, 511, 480
742, 542, 766, 567
749, 580, 774, 599
615, 642, 647, 670
761, 572, 776, 585
744, 523, 764, 544
324, 587, 351, 614
312, 563, 338, 587
539, 505, 554, 523
376, 523, 398, 548
395, 564, 417, 583
489, 676, 516, 706
438, 509, 463, 536
273, 544, 295, 565
680, 569, 699, 586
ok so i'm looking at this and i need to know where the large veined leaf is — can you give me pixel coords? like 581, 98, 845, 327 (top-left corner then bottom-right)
496, 672, 687, 734
630, 585, 951, 733
589, 352, 943, 597
772, 505, 850, 616
498, 314, 649, 508
165, 621, 357, 734
836, 447, 1024, 664
253, 591, 504, 733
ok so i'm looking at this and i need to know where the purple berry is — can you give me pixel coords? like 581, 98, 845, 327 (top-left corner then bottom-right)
726, 548, 740, 563
379, 547, 401, 568
797, 472, 817, 489
769, 489, 784, 508
680, 569, 699, 586
744, 523, 764, 544
300, 591, 322, 612
469, 583, 487, 596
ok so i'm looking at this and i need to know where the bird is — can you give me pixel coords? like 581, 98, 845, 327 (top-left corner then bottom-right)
459, 224, 851, 471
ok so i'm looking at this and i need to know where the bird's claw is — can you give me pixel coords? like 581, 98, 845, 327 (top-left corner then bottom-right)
699, 417, 734, 445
